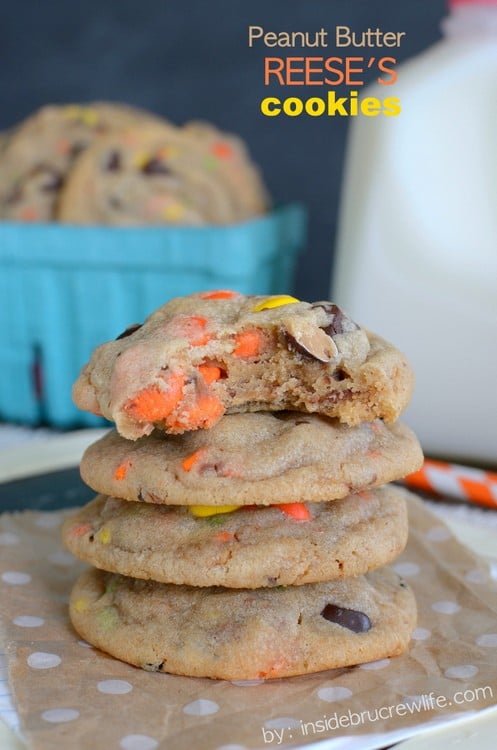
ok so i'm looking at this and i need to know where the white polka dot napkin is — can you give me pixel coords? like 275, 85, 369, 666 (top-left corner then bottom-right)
1, 497, 497, 750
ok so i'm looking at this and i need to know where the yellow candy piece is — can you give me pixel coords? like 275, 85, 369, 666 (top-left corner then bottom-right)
63, 105, 98, 127
80, 108, 98, 127
97, 528, 111, 544
162, 202, 185, 222
251, 295, 300, 312
189, 505, 240, 518
73, 598, 88, 613
133, 151, 150, 169
64, 105, 82, 119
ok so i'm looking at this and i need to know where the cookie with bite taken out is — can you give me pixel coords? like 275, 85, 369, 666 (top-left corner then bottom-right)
72, 291, 414, 440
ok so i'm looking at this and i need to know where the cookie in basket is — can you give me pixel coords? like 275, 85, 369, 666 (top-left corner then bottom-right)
0, 101, 163, 221
183, 119, 270, 220
57, 122, 268, 225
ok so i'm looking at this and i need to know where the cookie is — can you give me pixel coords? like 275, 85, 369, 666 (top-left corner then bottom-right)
0, 102, 162, 222
62, 486, 409, 588
57, 122, 268, 225
72, 292, 414, 439
69, 566, 416, 679
183, 119, 270, 220
0, 129, 10, 153
80, 413, 422, 506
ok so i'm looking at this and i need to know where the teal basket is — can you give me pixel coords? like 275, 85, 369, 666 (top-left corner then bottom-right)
0, 203, 306, 428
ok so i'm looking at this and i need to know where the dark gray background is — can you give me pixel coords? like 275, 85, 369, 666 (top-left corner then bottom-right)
0, 0, 445, 299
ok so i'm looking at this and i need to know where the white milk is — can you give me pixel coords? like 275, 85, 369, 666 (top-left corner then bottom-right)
332, 1, 497, 464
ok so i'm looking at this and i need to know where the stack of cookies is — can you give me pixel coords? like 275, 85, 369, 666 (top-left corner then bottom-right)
62, 291, 423, 680
0, 103, 269, 225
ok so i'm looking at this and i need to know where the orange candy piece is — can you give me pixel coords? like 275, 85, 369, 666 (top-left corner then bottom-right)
197, 363, 223, 385
277, 503, 311, 521
212, 142, 234, 160
258, 660, 287, 679
69, 523, 93, 538
182, 391, 224, 428
233, 329, 264, 359
19, 206, 39, 221
181, 449, 207, 472
215, 531, 236, 542
125, 372, 185, 422
199, 290, 239, 300
113, 461, 131, 480
357, 490, 373, 500
55, 138, 71, 155
167, 391, 224, 431
177, 315, 211, 346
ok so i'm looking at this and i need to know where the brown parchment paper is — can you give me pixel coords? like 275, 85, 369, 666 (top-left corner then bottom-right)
1, 496, 497, 750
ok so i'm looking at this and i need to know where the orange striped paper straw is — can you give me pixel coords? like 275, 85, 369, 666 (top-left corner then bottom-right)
403, 459, 497, 510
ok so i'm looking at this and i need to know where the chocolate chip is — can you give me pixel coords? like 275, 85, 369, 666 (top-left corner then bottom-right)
115, 323, 142, 340
312, 302, 359, 335
104, 150, 122, 171
40, 170, 63, 192
141, 157, 171, 175
333, 367, 349, 382
70, 141, 86, 159
199, 462, 226, 477
5, 184, 23, 205
143, 660, 165, 672
321, 603, 371, 632
108, 196, 123, 210
272, 411, 293, 421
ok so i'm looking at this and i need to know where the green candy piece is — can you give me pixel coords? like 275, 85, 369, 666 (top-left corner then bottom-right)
206, 514, 227, 527
97, 606, 119, 631
203, 155, 218, 172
